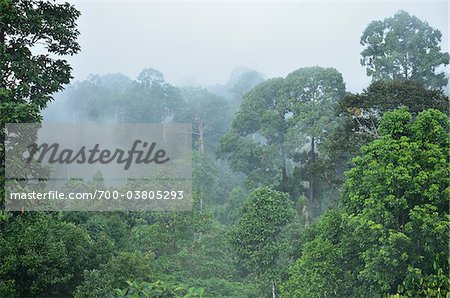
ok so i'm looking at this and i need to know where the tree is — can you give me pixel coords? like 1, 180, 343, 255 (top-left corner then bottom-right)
207, 68, 265, 109
360, 10, 449, 89
0, 0, 80, 123
46, 70, 184, 124
178, 87, 231, 154
115, 280, 205, 298
192, 152, 222, 211
282, 109, 449, 297
127, 207, 252, 297
281, 67, 346, 214
74, 251, 155, 298
326, 80, 449, 188
217, 187, 247, 225
230, 187, 296, 297
217, 78, 289, 188
229, 70, 265, 110
0, 0, 80, 206
56, 74, 131, 123
0, 213, 94, 297
129, 68, 184, 123
218, 67, 346, 217
280, 210, 362, 297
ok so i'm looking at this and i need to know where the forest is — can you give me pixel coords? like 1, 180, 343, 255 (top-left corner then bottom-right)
0, 1, 449, 297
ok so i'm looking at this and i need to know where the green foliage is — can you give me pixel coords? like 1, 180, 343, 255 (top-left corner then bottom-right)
136, 210, 239, 283
282, 109, 449, 297
74, 251, 155, 298
2, 4, 448, 298
217, 78, 287, 187
343, 108, 449, 219
192, 152, 223, 208
326, 80, 449, 191
230, 187, 297, 291
131, 210, 210, 256
177, 87, 231, 152
282, 66, 346, 140
115, 280, 205, 298
335, 80, 448, 143
80, 213, 132, 251
132, 68, 185, 123
182, 278, 260, 298
0, 0, 81, 206
396, 264, 450, 297
56, 74, 133, 123
0, 0, 80, 111
282, 67, 346, 215
216, 186, 247, 225
361, 10, 449, 89
0, 213, 93, 297
280, 210, 361, 297
154, 223, 238, 281
218, 67, 346, 202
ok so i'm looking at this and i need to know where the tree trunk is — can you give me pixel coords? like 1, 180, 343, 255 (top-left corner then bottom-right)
309, 136, 315, 214
404, 52, 409, 79
198, 121, 205, 155
281, 146, 288, 186
272, 281, 276, 298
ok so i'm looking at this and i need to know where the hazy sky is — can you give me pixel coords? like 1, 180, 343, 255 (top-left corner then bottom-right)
66, 1, 448, 92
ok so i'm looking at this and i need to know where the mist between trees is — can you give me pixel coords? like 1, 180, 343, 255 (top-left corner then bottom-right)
0, 2, 449, 297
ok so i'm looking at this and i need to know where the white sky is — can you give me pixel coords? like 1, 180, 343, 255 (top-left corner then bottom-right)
66, 0, 449, 92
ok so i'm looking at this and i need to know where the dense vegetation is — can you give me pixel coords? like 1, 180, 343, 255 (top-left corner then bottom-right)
0, 2, 449, 297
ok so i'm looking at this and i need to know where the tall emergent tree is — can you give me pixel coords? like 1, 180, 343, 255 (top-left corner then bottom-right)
217, 78, 289, 188
282, 108, 449, 297
282, 67, 346, 213
0, 0, 81, 206
218, 67, 346, 217
178, 87, 230, 154
361, 10, 449, 89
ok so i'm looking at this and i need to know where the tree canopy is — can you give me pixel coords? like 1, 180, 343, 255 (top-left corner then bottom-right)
360, 10, 449, 89
230, 187, 296, 295
0, 0, 81, 121
282, 108, 449, 297
0, 0, 81, 208
1, 5, 449, 298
